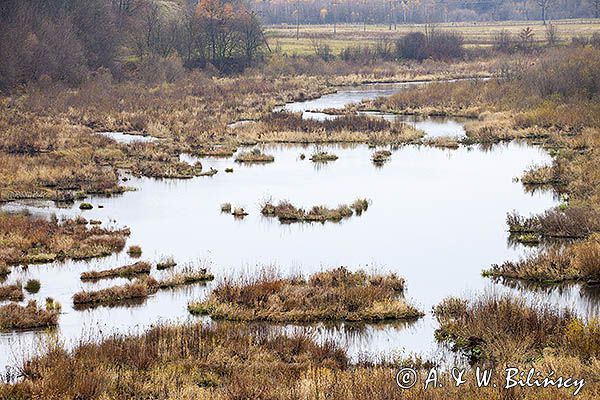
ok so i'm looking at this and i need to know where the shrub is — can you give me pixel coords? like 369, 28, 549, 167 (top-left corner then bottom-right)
396, 32, 428, 61
24, 279, 41, 294
396, 31, 464, 61
79, 202, 93, 210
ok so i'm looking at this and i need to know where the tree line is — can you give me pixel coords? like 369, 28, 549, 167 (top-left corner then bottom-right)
254, 0, 599, 26
0, 0, 266, 91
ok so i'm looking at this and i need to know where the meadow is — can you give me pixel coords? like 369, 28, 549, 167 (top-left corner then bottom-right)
267, 19, 600, 55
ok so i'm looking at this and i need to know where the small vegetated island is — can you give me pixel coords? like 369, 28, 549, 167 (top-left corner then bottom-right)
73, 267, 215, 308
261, 198, 370, 223
189, 267, 423, 322
234, 148, 275, 163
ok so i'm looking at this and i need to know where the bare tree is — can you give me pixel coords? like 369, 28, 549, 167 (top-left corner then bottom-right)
536, 0, 554, 24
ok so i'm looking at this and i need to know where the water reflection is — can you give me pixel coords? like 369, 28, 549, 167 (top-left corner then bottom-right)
0, 141, 558, 368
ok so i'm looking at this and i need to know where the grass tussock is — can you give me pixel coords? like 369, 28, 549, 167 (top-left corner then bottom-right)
423, 135, 461, 149
80, 261, 151, 281
234, 148, 274, 163
156, 268, 215, 289
156, 257, 177, 270
127, 245, 142, 257
0, 212, 129, 266
260, 112, 402, 135
0, 300, 59, 331
189, 267, 423, 322
309, 150, 338, 162
261, 198, 370, 223
0, 282, 23, 302
371, 149, 392, 163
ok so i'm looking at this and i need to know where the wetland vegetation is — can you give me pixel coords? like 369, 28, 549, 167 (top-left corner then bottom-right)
188, 267, 423, 322
0, 0, 600, 398
261, 198, 370, 222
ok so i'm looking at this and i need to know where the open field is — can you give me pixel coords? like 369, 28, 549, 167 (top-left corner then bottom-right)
267, 19, 600, 55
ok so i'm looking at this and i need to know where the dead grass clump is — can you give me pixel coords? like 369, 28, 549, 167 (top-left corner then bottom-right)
261, 112, 406, 134
309, 151, 338, 162
423, 135, 461, 149
73, 277, 158, 307
156, 269, 215, 288
189, 267, 422, 322
220, 203, 232, 213
196, 146, 237, 157
80, 261, 151, 281
127, 245, 142, 257
0, 282, 24, 301
261, 199, 369, 223
351, 198, 370, 215
156, 257, 177, 270
0, 300, 59, 331
232, 208, 248, 217
371, 149, 392, 163
235, 148, 274, 163
521, 164, 563, 186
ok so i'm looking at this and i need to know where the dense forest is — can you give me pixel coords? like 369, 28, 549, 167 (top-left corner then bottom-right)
0, 0, 265, 90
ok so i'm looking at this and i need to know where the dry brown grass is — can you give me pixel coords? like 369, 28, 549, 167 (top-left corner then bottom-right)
0, 300, 59, 331
189, 267, 423, 322
484, 233, 600, 283
234, 148, 275, 163
74, 268, 215, 307
261, 199, 369, 223
0, 212, 129, 266
2, 314, 599, 399
435, 293, 576, 363
0, 282, 23, 302
80, 261, 151, 281
73, 277, 158, 308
